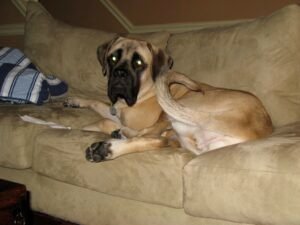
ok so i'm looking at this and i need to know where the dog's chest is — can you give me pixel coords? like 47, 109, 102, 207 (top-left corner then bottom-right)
120, 97, 162, 131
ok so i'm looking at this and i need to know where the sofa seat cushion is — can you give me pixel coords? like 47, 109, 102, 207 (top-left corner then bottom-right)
183, 122, 300, 225
33, 129, 194, 208
0, 103, 100, 169
167, 4, 300, 127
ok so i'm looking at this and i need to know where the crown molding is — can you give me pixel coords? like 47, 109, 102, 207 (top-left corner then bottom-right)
8, 0, 252, 35
0, 23, 25, 36
11, 0, 31, 16
98, 0, 252, 33
98, 0, 132, 32
1, 0, 40, 36
0, 0, 30, 36
122, 20, 252, 34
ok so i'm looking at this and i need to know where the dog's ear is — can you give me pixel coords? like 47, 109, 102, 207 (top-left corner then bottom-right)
147, 43, 173, 81
97, 36, 120, 76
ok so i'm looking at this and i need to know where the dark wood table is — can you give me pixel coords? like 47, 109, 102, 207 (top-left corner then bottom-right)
0, 179, 28, 225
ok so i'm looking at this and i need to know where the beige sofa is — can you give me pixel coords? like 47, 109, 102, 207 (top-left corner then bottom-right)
1, 2, 300, 225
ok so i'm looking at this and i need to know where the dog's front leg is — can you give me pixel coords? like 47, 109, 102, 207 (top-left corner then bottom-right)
85, 137, 168, 162
82, 119, 121, 134
64, 97, 116, 121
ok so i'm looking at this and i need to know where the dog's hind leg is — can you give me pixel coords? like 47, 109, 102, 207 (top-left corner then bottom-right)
85, 137, 169, 162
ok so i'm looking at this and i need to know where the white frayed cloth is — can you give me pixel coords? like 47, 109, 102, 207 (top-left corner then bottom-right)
20, 115, 71, 129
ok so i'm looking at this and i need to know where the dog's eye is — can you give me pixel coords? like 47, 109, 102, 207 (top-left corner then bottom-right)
132, 53, 145, 70
109, 54, 118, 64
111, 55, 118, 62
108, 49, 122, 65
134, 59, 143, 67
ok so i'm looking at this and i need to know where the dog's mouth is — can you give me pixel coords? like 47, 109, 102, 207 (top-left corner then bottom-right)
108, 82, 138, 106
107, 64, 141, 107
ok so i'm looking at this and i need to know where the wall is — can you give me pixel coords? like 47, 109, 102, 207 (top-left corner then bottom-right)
0, 0, 299, 49
112, 0, 300, 24
39, 0, 126, 33
0, 0, 24, 49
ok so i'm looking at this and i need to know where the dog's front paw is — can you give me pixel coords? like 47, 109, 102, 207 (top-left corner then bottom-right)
85, 141, 112, 162
63, 97, 81, 108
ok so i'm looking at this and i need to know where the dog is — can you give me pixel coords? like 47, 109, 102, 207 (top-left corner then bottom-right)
64, 36, 273, 162
154, 71, 273, 154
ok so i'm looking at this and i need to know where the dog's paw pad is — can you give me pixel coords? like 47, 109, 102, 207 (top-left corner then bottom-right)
85, 141, 112, 162
110, 129, 122, 139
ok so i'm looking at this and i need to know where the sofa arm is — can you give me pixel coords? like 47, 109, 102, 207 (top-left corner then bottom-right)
183, 122, 300, 225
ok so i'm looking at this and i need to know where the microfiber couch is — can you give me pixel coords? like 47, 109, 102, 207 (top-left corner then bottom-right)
1, 2, 300, 225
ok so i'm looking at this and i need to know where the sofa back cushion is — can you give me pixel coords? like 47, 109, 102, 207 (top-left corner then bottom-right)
167, 4, 300, 127
24, 2, 170, 99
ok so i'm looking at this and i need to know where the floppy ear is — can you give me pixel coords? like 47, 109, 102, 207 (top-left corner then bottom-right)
147, 43, 173, 81
97, 36, 120, 76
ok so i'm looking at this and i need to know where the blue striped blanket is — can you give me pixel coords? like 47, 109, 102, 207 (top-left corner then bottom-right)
0, 47, 68, 105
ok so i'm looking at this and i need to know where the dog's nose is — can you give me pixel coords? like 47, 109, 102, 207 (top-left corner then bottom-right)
113, 69, 127, 78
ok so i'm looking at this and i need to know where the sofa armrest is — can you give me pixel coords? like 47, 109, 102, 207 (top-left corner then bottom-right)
183, 122, 300, 225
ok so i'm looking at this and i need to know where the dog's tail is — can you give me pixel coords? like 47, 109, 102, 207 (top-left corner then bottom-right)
155, 71, 211, 125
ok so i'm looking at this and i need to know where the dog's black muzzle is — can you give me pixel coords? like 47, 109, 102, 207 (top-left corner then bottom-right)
108, 68, 139, 106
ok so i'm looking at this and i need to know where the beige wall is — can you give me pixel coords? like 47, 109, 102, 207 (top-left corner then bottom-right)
1, 0, 300, 49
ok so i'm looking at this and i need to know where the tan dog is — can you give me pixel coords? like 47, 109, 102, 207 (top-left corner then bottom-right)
64, 36, 273, 162
154, 71, 273, 154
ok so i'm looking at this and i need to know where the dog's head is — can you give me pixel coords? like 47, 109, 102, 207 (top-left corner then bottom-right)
97, 36, 173, 106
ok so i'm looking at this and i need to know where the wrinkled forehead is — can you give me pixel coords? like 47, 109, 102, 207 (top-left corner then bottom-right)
108, 38, 152, 60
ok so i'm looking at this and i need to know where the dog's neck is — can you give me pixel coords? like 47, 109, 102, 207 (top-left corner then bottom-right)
112, 84, 156, 112
137, 84, 156, 102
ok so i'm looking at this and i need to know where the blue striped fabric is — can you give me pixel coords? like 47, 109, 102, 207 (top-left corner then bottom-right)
0, 47, 68, 104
